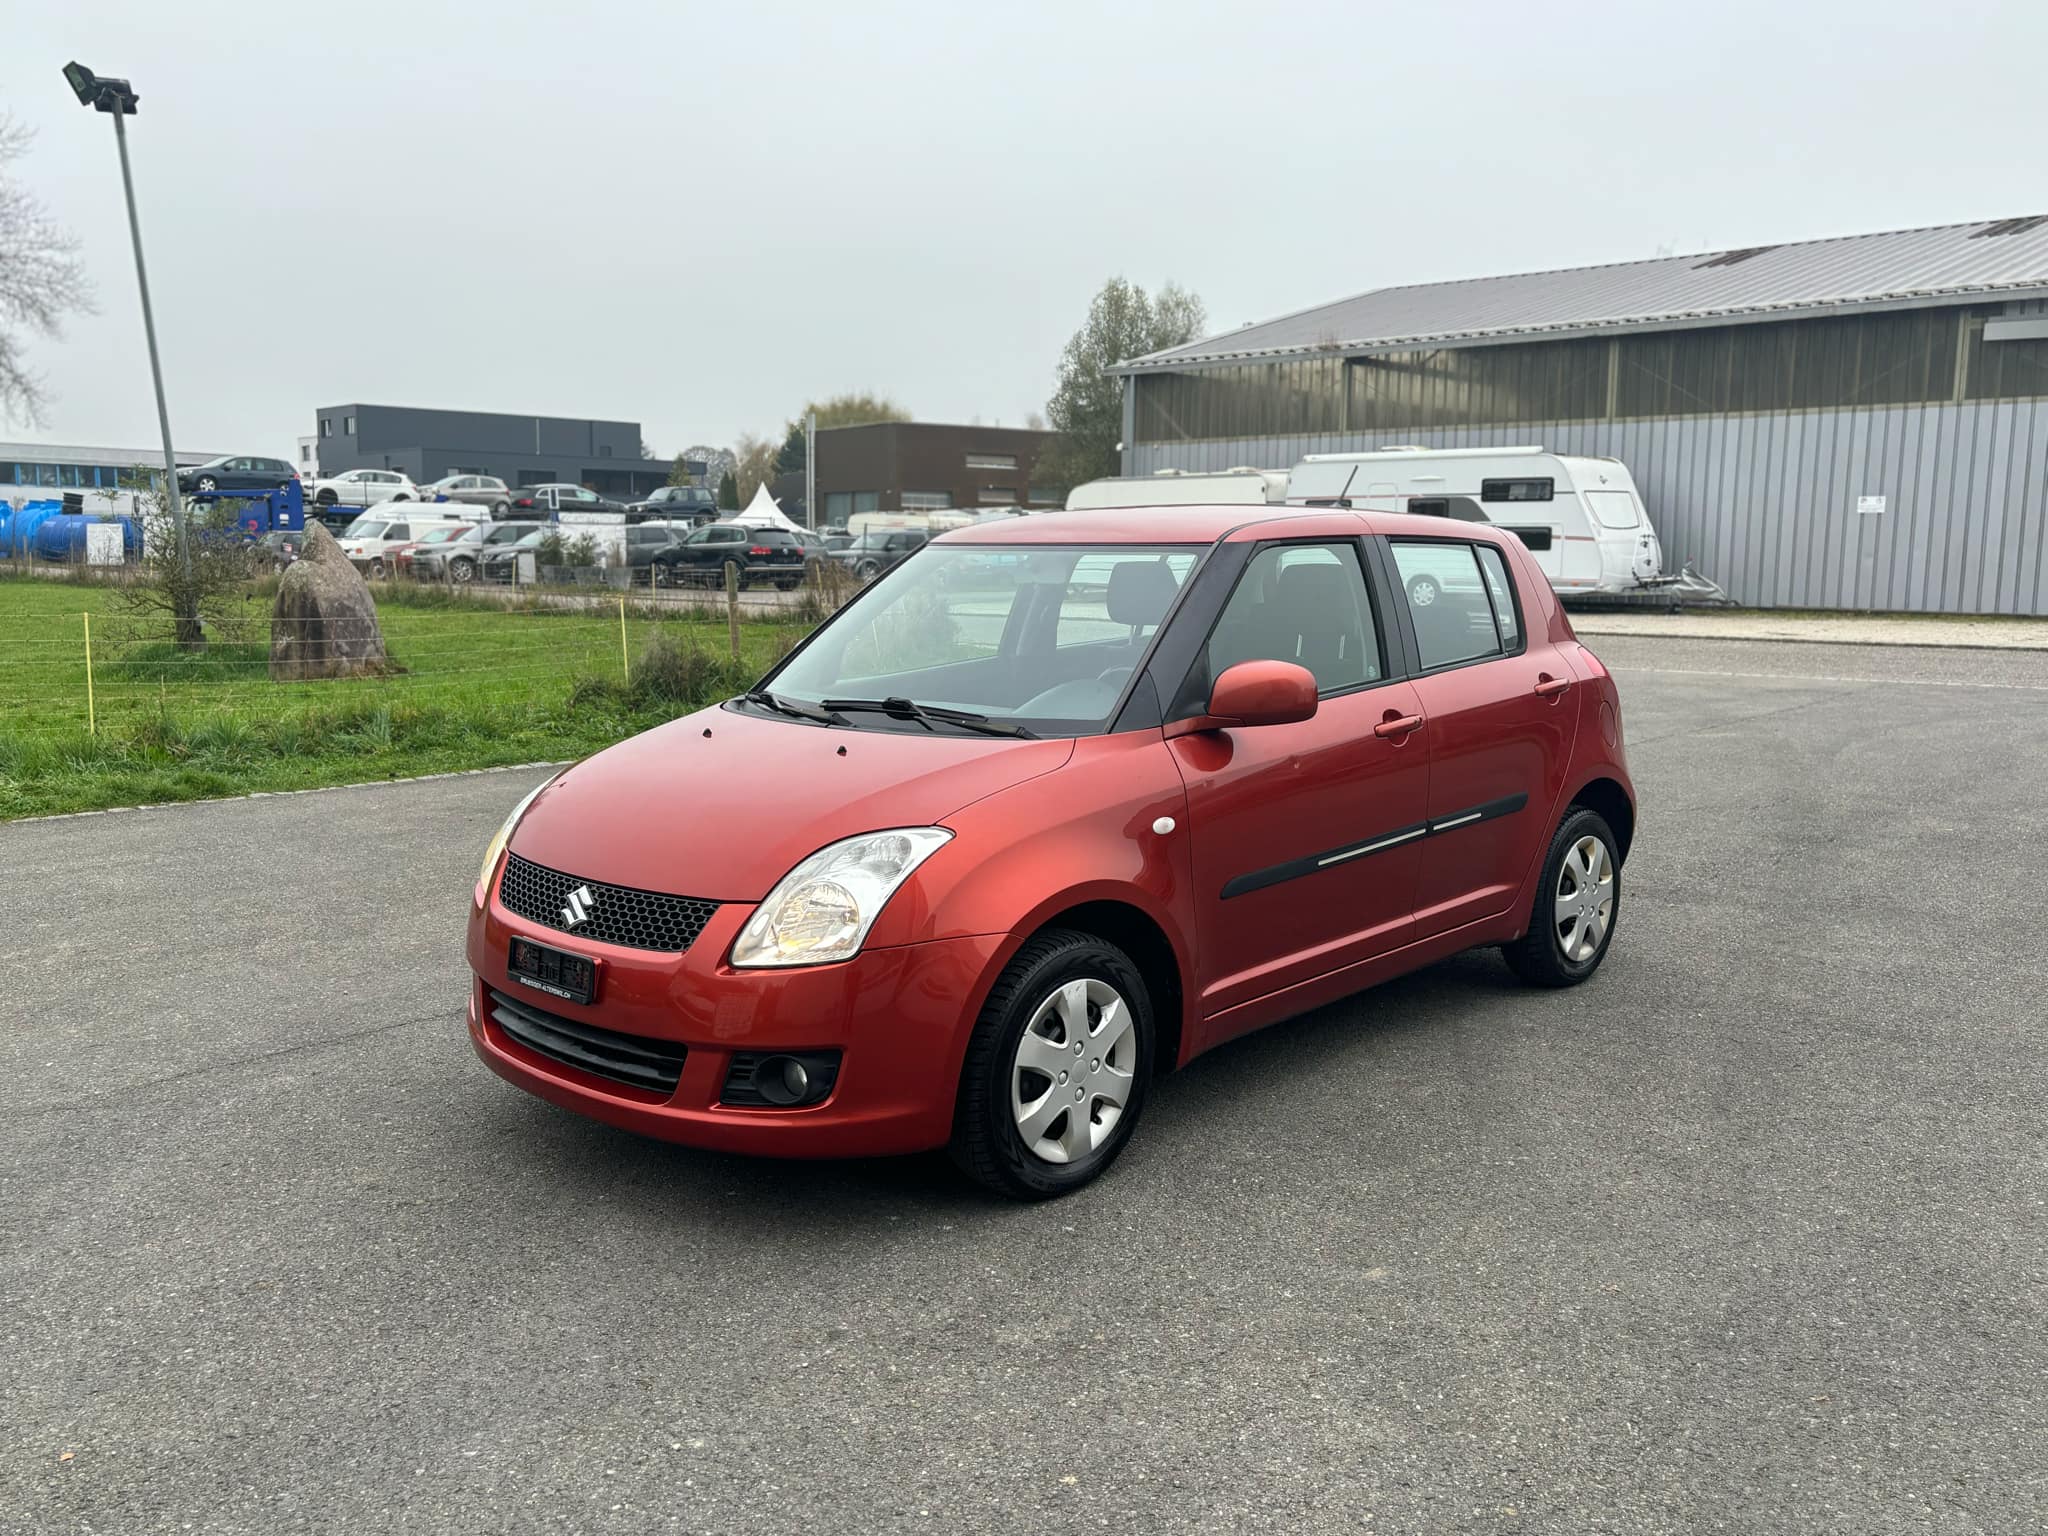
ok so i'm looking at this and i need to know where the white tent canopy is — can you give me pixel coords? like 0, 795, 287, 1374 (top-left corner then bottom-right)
730, 482, 803, 532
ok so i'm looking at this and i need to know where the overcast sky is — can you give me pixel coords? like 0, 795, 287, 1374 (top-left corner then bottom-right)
6, 0, 2043, 460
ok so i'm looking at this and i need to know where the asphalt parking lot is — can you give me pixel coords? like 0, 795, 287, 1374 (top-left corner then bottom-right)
3, 634, 2044, 1535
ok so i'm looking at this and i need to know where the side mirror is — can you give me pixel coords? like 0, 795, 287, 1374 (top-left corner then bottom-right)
1166, 660, 1318, 738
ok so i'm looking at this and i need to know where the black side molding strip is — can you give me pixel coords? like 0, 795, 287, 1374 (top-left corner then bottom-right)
1220, 792, 1529, 901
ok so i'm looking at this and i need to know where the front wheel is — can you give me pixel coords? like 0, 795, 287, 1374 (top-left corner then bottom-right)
195, 476, 219, 493
369, 557, 386, 579
449, 557, 475, 584
1406, 573, 1439, 607
315, 488, 336, 506
855, 559, 881, 581
1501, 806, 1620, 987
950, 929, 1153, 1200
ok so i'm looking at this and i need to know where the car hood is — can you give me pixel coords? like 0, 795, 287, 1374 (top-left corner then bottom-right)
509, 704, 1075, 901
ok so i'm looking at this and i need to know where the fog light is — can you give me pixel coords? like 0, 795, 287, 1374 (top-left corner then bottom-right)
759, 1056, 808, 1106
722, 1050, 842, 1108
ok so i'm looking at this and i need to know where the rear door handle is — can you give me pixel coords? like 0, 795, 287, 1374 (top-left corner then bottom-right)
1373, 714, 1424, 739
1534, 676, 1573, 698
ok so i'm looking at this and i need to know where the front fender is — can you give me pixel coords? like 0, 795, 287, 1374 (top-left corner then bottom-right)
863, 732, 1198, 1064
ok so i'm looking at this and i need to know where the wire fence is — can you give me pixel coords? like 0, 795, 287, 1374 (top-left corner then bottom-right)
0, 565, 853, 748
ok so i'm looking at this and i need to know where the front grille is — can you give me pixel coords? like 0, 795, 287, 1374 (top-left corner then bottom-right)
499, 852, 718, 953
488, 988, 686, 1094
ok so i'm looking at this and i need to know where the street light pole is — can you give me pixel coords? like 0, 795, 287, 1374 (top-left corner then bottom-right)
107, 106, 189, 585
804, 410, 816, 530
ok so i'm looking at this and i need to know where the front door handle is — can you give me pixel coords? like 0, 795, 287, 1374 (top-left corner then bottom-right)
1534, 675, 1573, 698
1373, 713, 1424, 739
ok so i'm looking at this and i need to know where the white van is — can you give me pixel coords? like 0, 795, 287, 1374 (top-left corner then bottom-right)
1286, 447, 1668, 594
1065, 467, 1288, 511
338, 506, 477, 578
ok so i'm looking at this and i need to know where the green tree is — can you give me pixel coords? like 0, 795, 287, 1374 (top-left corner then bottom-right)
774, 391, 911, 474
717, 470, 739, 510
1037, 278, 1205, 493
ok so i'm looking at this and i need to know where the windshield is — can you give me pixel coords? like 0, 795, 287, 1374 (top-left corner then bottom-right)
345, 519, 387, 539
765, 544, 1199, 734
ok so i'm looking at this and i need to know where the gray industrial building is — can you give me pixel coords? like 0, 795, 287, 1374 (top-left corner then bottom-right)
1114, 216, 2048, 615
312, 404, 671, 500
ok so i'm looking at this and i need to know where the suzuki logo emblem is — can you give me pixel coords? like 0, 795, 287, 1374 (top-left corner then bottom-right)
560, 884, 595, 928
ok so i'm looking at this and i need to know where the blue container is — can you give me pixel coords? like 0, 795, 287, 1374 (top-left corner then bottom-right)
6, 500, 63, 560
33, 512, 141, 563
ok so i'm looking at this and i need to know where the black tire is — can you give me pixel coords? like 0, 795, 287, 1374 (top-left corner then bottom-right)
196, 476, 218, 493
493, 500, 510, 516
856, 559, 881, 581
315, 488, 336, 506
449, 557, 475, 584
949, 929, 1154, 1200
369, 557, 386, 580
1502, 805, 1621, 988
774, 575, 800, 591
1406, 573, 1439, 608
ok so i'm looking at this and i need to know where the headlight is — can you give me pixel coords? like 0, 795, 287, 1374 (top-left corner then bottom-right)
475, 774, 557, 901
731, 828, 952, 968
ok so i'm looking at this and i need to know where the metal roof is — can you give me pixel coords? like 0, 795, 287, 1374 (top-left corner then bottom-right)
2, 440, 222, 467
1115, 216, 2048, 374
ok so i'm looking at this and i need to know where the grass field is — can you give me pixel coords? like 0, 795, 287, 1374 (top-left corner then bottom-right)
0, 573, 808, 819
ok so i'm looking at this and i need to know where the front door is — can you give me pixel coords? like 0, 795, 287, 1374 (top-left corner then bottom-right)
1383, 537, 1580, 938
1169, 538, 1431, 1026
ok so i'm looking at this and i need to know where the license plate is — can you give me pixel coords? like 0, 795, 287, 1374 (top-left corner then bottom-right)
508, 936, 597, 1004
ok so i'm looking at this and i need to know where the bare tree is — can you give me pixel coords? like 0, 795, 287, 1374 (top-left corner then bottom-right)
732, 432, 780, 504
0, 115, 93, 426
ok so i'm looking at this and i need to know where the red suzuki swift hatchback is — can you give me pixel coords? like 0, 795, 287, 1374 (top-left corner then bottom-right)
468, 507, 1634, 1198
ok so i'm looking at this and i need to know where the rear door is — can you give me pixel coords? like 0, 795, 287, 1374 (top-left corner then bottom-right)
1380, 536, 1580, 938
1167, 536, 1430, 1028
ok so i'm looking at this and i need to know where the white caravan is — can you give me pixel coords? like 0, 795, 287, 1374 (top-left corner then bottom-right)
1065, 467, 1288, 511
1285, 446, 1667, 594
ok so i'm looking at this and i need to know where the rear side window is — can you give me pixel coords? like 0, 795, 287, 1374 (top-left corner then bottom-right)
1204, 542, 1382, 695
1585, 489, 1642, 528
1390, 541, 1505, 669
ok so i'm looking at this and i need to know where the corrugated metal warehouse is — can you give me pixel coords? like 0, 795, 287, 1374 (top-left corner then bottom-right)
1113, 217, 2048, 614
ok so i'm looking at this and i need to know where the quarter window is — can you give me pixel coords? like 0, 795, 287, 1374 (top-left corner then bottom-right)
1205, 542, 1381, 695
1391, 542, 1505, 669
1473, 545, 1521, 649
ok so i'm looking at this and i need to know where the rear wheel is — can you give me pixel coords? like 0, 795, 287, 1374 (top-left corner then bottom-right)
950, 930, 1153, 1200
856, 558, 881, 581
369, 557, 386, 580
449, 557, 475, 584
1406, 573, 1440, 607
492, 500, 510, 516
1502, 806, 1620, 987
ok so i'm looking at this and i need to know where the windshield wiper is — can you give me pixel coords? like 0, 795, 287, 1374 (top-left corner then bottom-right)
820, 696, 1036, 739
743, 690, 846, 726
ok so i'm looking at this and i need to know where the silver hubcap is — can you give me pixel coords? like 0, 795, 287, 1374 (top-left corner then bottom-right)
1011, 977, 1136, 1165
1554, 835, 1615, 962
1412, 580, 1437, 606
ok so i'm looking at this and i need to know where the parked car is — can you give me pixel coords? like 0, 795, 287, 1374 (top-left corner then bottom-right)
786, 528, 836, 560
620, 522, 689, 576
478, 528, 548, 584
466, 504, 1635, 1198
627, 485, 718, 522
310, 468, 417, 508
822, 530, 856, 552
831, 527, 927, 580
412, 520, 547, 584
390, 522, 478, 579
176, 454, 298, 495
421, 475, 513, 516
509, 484, 626, 516
649, 524, 806, 589
338, 508, 476, 578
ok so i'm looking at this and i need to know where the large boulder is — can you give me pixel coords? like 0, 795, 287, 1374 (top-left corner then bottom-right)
269, 522, 389, 680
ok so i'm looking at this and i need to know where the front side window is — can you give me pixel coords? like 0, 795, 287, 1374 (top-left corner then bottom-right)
1391, 541, 1505, 669
1480, 477, 1553, 502
346, 520, 387, 539
1202, 541, 1380, 695
768, 544, 1199, 734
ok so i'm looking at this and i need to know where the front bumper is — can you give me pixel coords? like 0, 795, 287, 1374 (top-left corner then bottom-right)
466, 887, 1005, 1158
